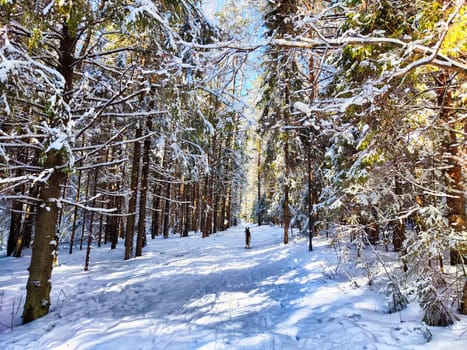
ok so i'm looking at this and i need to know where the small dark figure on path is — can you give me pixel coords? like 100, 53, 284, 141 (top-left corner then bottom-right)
245, 227, 251, 249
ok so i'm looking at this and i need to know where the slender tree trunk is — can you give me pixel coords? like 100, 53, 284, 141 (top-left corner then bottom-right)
21, 180, 39, 250
89, 175, 99, 238
56, 175, 68, 236
174, 178, 182, 236
107, 186, 119, 250
7, 198, 22, 257
393, 175, 406, 251
225, 178, 232, 228
98, 213, 104, 247
69, 170, 82, 254
111, 178, 124, 249
200, 182, 206, 235
118, 161, 127, 239
16, 193, 37, 258
182, 182, 190, 236
257, 140, 262, 226
205, 136, 215, 236
283, 130, 290, 245
151, 183, 162, 238
84, 168, 99, 269
136, 121, 151, 256
163, 180, 171, 239
80, 173, 91, 250
84, 219, 93, 272
220, 189, 227, 232
8, 149, 27, 256
200, 177, 208, 237
124, 127, 142, 260
307, 136, 313, 251
192, 182, 200, 232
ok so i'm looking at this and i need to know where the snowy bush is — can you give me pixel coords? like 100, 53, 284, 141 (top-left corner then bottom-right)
418, 276, 458, 327
381, 279, 408, 313
402, 206, 461, 326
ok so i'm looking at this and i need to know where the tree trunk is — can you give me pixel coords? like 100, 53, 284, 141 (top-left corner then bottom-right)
462, 280, 467, 315
435, 72, 466, 265
7, 199, 22, 257
393, 175, 406, 252
56, 175, 68, 236
366, 207, 379, 245
20, 187, 37, 250
151, 183, 162, 238
124, 126, 142, 260
182, 183, 190, 236
307, 136, 313, 251
283, 130, 290, 245
107, 181, 119, 249
23, 150, 66, 324
80, 173, 91, 250
16, 192, 37, 257
8, 149, 27, 256
225, 178, 232, 228
84, 228, 93, 272
69, 169, 82, 254
257, 140, 262, 226
163, 180, 171, 239
84, 168, 99, 269
136, 120, 152, 256
193, 182, 200, 232
220, 188, 227, 232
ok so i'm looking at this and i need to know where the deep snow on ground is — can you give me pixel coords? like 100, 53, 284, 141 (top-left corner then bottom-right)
1, 224, 466, 350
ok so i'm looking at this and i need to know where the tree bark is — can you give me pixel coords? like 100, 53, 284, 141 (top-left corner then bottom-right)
193, 182, 200, 232
136, 120, 152, 256
84, 168, 99, 270
307, 135, 313, 251
182, 182, 190, 236
393, 175, 406, 252
7, 198, 22, 257
80, 173, 91, 251
16, 190, 37, 257
7, 149, 27, 256
283, 130, 290, 245
435, 72, 466, 265
151, 182, 162, 238
257, 140, 262, 226
125, 126, 142, 260
20, 182, 38, 250
162, 180, 172, 239
69, 169, 82, 254
23, 150, 66, 324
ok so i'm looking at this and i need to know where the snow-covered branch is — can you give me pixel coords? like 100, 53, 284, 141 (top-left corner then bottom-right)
60, 198, 117, 214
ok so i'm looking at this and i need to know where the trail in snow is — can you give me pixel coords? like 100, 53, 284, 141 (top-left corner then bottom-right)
0, 224, 466, 349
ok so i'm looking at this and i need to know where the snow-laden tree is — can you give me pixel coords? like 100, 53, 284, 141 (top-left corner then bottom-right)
297, 0, 467, 324
258, 0, 316, 244
1, 0, 249, 323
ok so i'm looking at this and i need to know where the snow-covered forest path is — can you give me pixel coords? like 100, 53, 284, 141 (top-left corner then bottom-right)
1, 225, 466, 349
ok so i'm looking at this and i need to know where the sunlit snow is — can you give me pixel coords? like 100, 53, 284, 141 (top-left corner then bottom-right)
0, 225, 466, 349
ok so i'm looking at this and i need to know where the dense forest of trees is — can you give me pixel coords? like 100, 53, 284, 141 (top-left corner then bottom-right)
0, 0, 466, 327
254, 0, 467, 327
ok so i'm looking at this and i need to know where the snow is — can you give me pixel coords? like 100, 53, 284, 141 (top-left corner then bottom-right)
1, 225, 466, 349
293, 102, 311, 116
